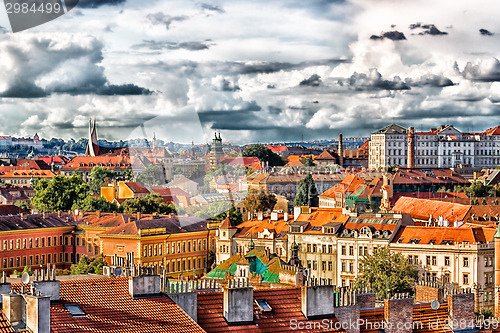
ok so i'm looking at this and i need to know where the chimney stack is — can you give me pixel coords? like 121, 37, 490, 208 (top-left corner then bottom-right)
338, 134, 344, 167
384, 296, 413, 333
301, 283, 334, 319
294, 206, 301, 221
223, 279, 253, 324
96, 210, 101, 218
407, 127, 415, 168
136, 211, 141, 220
128, 275, 161, 297
448, 291, 474, 331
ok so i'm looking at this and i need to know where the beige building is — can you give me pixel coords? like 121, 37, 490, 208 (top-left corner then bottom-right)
390, 225, 496, 310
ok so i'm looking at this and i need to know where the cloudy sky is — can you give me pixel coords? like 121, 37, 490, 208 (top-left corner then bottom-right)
0, 0, 500, 144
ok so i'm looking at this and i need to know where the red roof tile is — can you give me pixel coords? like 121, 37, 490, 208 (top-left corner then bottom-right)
392, 197, 470, 222
50, 277, 203, 333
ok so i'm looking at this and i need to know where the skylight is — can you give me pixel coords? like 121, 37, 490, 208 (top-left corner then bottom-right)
64, 304, 86, 316
255, 299, 272, 312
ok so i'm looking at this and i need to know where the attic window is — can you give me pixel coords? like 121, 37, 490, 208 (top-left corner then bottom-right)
64, 304, 85, 316
409, 239, 420, 244
441, 240, 453, 245
428, 239, 436, 245
397, 238, 403, 243
255, 299, 272, 312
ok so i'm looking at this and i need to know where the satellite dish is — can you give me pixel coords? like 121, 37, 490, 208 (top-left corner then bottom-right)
21, 272, 30, 284
114, 267, 123, 277
431, 300, 440, 310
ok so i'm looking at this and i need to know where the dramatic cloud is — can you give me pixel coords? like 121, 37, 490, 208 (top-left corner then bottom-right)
299, 74, 322, 87
0, 33, 151, 98
347, 69, 410, 91
409, 23, 448, 35
77, 0, 126, 8
480, 29, 494, 36
458, 58, 500, 82
197, 3, 225, 13
146, 12, 188, 29
405, 74, 454, 87
131, 40, 212, 51
370, 31, 406, 41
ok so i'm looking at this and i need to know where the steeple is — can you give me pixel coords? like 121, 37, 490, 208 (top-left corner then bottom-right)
85, 117, 99, 156
152, 132, 157, 149
248, 236, 255, 252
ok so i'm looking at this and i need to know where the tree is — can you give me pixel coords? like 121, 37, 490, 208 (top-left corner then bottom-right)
71, 254, 106, 275
136, 164, 165, 186
300, 157, 316, 167
120, 194, 176, 214
88, 166, 116, 194
193, 201, 233, 220
243, 190, 277, 214
242, 144, 285, 166
215, 206, 243, 224
353, 247, 418, 300
116, 169, 134, 181
14, 200, 31, 211
74, 195, 119, 213
294, 173, 318, 207
31, 174, 89, 212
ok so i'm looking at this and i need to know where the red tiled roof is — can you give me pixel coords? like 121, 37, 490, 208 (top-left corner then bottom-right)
285, 160, 304, 167
50, 277, 203, 333
197, 287, 344, 332
0, 169, 54, 178
220, 216, 236, 229
392, 168, 469, 186
315, 150, 336, 160
265, 145, 287, 152
392, 197, 470, 222
392, 225, 493, 244
124, 181, 149, 194
221, 157, 261, 168
483, 126, 500, 136
391, 191, 468, 205
320, 174, 365, 197
359, 140, 369, 150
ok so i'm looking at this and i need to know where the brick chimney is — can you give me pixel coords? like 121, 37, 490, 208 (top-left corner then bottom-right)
136, 211, 141, 220
407, 127, 415, 168
384, 294, 413, 333
96, 210, 101, 218
223, 279, 253, 324
448, 290, 474, 331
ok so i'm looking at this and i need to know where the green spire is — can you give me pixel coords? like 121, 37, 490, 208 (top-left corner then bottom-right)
248, 236, 255, 251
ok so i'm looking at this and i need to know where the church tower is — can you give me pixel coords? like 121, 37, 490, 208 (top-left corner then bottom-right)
85, 117, 98, 156
209, 132, 224, 169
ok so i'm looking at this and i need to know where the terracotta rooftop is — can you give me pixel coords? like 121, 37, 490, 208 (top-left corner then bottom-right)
50, 277, 203, 333
320, 174, 365, 197
197, 287, 345, 333
392, 168, 469, 186
124, 181, 149, 194
100, 216, 208, 236
234, 214, 290, 239
391, 225, 495, 245
392, 197, 470, 222
0, 213, 75, 232
0, 169, 55, 178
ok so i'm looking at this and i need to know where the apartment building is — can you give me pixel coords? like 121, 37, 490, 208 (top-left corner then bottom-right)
369, 124, 500, 170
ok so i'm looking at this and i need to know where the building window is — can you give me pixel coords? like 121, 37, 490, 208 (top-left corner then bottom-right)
328, 245, 333, 254
426, 256, 431, 265
307, 244, 311, 252
463, 257, 469, 267
328, 261, 332, 270
322, 261, 326, 271
349, 246, 354, 256
313, 261, 317, 270
341, 261, 346, 272
445, 257, 450, 266
463, 273, 469, 285
341, 245, 346, 255
349, 262, 354, 273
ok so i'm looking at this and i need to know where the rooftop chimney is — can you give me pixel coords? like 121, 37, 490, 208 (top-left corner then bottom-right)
294, 207, 301, 221
407, 127, 415, 168
257, 212, 263, 221
301, 283, 334, 319
223, 279, 253, 324
96, 210, 101, 218
384, 295, 413, 333
128, 271, 161, 297
136, 211, 141, 220
284, 213, 288, 222
270, 212, 278, 221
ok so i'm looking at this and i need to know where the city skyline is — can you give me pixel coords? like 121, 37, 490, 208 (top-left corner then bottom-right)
0, 0, 499, 144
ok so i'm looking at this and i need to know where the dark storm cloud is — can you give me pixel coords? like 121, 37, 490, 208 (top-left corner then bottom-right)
480, 29, 494, 36
370, 31, 406, 41
299, 74, 322, 87
77, 0, 126, 8
347, 69, 410, 91
131, 40, 212, 51
218, 79, 240, 92
458, 58, 500, 82
0, 34, 151, 98
409, 23, 448, 35
232, 59, 348, 75
146, 12, 189, 30
405, 74, 454, 87
197, 3, 225, 13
